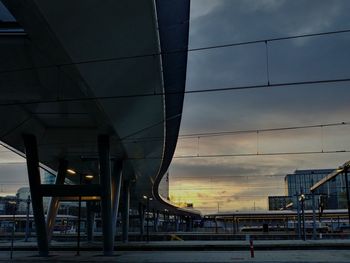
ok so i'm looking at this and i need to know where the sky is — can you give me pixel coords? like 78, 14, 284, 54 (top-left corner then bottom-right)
1, 1, 350, 214
168, 0, 350, 213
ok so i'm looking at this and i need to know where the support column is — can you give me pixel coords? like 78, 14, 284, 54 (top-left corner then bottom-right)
46, 159, 68, 242
98, 135, 113, 255
23, 134, 48, 256
86, 201, 95, 242
152, 209, 157, 232
122, 180, 130, 243
186, 216, 190, 232
138, 203, 144, 239
154, 210, 159, 232
164, 212, 168, 232
111, 160, 123, 238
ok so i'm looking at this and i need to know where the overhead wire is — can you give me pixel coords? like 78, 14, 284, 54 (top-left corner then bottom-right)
111, 149, 350, 160
0, 29, 350, 107
1, 28, 350, 75
126, 121, 350, 142
1, 77, 350, 107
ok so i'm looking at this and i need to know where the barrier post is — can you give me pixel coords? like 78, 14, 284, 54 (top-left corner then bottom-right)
249, 236, 254, 258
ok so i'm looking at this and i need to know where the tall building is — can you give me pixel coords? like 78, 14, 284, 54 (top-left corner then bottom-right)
284, 169, 348, 209
16, 187, 32, 214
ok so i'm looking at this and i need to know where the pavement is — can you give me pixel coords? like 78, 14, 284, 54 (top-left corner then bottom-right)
1, 239, 350, 251
1, 250, 350, 262
1, 239, 350, 262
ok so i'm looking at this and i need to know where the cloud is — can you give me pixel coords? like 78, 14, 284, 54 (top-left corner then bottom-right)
0, 163, 28, 196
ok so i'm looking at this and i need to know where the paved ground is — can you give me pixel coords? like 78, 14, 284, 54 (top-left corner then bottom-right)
2, 239, 350, 251
1, 250, 350, 262
1, 239, 350, 262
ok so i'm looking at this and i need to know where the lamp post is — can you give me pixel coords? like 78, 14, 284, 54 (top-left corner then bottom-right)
299, 193, 306, 241
143, 195, 152, 242
66, 168, 94, 256
9, 199, 17, 260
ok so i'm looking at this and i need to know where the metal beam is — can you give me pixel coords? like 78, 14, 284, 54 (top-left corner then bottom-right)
40, 184, 101, 197
59, 196, 101, 201
46, 159, 68, 242
310, 160, 350, 192
111, 160, 123, 238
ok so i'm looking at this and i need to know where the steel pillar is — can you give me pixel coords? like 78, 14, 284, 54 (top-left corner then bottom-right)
138, 203, 144, 239
46, 159, 68, 242
154, 210, 159, 232
23, 134, 49, 256
86, 201, 95, 242
111, 160, 123, 238
122, 180, 130, 243
98, 135, 113, 255
175, 215, 179, 232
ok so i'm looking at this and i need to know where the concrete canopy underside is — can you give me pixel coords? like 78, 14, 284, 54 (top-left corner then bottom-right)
0, 0, 198, 216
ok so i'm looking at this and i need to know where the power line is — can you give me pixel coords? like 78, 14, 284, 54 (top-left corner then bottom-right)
125, 149, 350, 160
141, 121, 350, 141
1, 76, 350, 107
172, 150, 350, 159
1, 28, 349, 75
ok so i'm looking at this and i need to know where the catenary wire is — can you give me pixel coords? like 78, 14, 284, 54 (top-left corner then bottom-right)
1, 28, 350, 75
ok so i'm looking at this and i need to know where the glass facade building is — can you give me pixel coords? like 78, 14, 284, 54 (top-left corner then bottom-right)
284, 169, 348, 209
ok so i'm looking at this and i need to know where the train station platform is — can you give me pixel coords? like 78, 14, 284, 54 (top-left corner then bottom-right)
0, 248, 350, 262
1, 239, 350, 251
1, 239, 350, 262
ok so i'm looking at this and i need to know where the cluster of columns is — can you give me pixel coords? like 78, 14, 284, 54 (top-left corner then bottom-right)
23, 134, 129, 256
137, 205, 195, 237
23, 133, 195, 256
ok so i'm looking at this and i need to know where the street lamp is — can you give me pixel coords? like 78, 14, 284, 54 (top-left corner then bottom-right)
299, 194, 306, 241
143, 195, 153, 242
67, 169, 77, 175
66, 168, 95, 256
8, 199, 17, 260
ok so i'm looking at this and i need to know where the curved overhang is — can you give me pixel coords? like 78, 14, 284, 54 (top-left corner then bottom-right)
0, 0, 198, 217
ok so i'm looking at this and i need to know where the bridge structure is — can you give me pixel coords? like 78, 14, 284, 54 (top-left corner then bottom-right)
0, 0, 200, 256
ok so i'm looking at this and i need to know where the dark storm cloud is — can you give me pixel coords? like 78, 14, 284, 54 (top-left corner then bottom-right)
190, 0, 350, 47
171, 157, 295, 184
182, 0, 350, 134
172, 160, 259, 178
176, 0, 350, 212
